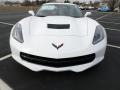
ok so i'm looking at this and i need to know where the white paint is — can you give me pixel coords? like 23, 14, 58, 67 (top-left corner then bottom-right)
0, 54, 11, 61
108, 44, 120, 49
0, 22, 14, 26
105, 28, 120, 32
0, 44, 119, 63
9, 3, 107, 72
0, 79, 13, 90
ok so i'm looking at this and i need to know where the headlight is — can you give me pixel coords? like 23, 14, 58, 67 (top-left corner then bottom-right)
93, 25, 104, 45
12, 23, 24, 43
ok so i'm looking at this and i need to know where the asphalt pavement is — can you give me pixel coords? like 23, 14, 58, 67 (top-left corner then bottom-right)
0, 11, 120, 90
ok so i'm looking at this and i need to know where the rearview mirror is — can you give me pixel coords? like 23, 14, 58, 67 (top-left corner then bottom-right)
28, 10, 35, 16
84, 12, 92, 17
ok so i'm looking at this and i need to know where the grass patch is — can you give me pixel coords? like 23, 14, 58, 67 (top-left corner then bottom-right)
0, 6, 39, 12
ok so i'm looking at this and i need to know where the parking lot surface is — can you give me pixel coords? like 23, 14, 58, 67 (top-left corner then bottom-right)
0, 11, 120, 90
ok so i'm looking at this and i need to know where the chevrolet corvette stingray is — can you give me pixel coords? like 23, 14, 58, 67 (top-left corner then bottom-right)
10, 3, 107, 72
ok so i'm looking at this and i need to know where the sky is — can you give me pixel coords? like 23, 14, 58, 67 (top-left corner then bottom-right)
0, 0, 100, 3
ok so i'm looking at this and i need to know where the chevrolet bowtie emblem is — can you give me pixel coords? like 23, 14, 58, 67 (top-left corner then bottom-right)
52, 43, 64, 50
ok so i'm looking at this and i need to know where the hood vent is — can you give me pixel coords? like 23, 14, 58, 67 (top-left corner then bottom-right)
47, 24, 70, 29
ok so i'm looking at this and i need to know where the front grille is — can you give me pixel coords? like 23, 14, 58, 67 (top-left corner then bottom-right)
20, 52, 95, 68
47, 24, 70, 29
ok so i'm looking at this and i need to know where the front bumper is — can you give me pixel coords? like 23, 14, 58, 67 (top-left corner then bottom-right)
10, 42, 106, 72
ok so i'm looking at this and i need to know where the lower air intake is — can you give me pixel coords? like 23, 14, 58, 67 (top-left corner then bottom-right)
20, 52, 95, 68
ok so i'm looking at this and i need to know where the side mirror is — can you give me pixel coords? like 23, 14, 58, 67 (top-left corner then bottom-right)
84, 12, 92, 17
28, 10, 35, 16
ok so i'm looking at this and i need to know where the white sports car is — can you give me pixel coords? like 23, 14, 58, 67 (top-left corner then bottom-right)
10, 3, 107, 72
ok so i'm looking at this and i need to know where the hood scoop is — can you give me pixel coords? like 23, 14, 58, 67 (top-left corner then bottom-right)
47, 24, 70, 29
29, 16, 88, 36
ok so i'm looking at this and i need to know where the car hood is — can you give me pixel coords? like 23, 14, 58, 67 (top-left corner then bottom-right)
18, 16, 99, 58
29, 16, 88, 37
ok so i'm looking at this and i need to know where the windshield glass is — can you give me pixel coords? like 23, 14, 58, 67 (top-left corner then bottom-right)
36, 4, 83, 18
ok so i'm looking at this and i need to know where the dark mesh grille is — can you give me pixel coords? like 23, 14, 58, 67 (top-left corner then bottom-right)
20, 52, 95, 68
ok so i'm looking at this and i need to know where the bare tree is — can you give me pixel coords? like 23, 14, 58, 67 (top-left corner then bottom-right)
93, 1, 100, 8
114, 0, 120, 8
22, 0, 31, 6
108, 0, 117, 10
46, 0, 56, 3
36, 0, 40, 5
114, 0, 120, 12
64, 0, 70, 3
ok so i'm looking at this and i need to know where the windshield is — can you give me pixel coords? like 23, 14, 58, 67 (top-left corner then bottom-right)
36, 4, 83, 18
